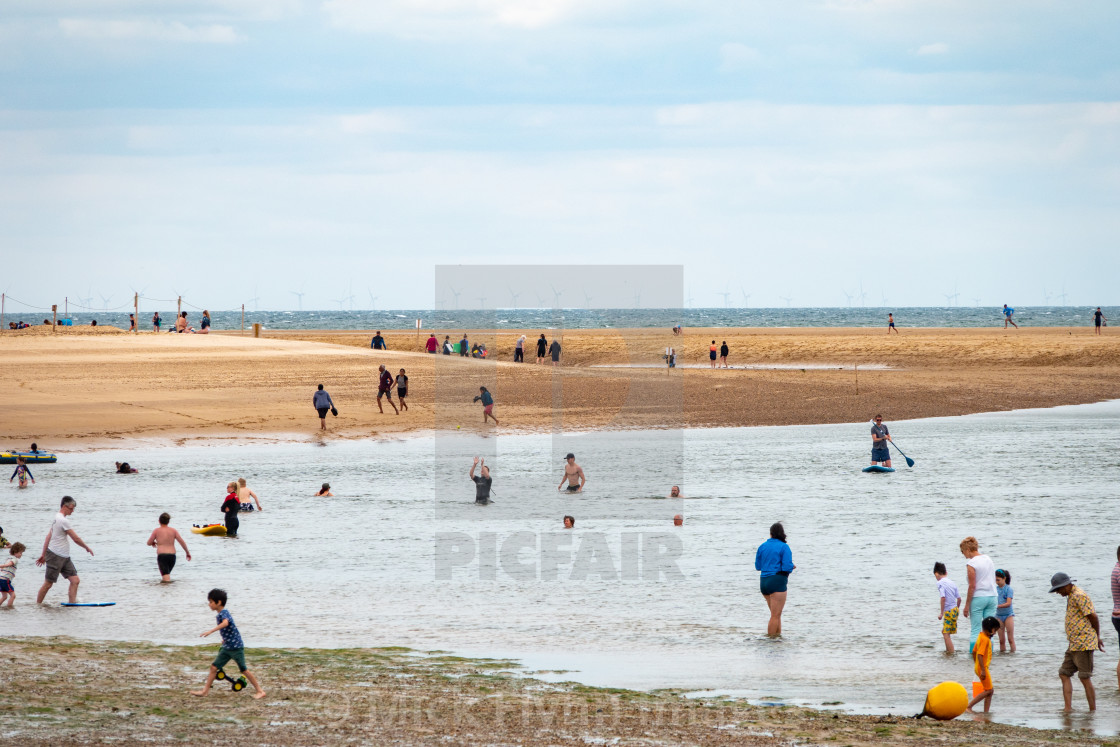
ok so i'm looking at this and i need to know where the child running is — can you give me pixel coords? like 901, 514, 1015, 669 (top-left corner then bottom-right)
190, 588, 266, 699
474, 386, 498, 425
934, 562, 961, 653
995, 568, 1016, 652
9, 458, 34, 488
145, 513, 191, 583
966, 616, 1001, 713
0, 543, 25, 607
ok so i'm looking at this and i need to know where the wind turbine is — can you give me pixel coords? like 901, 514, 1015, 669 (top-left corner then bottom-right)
1058, 286, 1068, 306
449, 286, 462, 309
290, 290, 305, 311
858, 281, 868, 307
1042, 288, 1053, 305
347, 281, 355, 311
779, 294, 793, 307
716, 291, 731, 308
740, 287, 751, 308
247, 284, 261, 312
98, 293, 114, 311
507, 286, 521, 308
367, 288, 378, 310
582, 289, 593, 309
632, 289, 642, 308
972, 297, 982, 307
687, 288, 695, 308
842, 289, 855, 307
332, 297, 348, 310
477, 296, 487, 309
880, 291, 889, 307
942, 284, 959, 307
549, 284, 562, 308
533, 291, 546, 308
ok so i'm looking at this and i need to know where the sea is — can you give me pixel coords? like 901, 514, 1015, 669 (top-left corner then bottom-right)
4, 400, 1120, 733
8, 305, 1116, 332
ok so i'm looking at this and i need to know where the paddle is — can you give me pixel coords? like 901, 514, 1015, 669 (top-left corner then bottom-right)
870, 419, 915, 468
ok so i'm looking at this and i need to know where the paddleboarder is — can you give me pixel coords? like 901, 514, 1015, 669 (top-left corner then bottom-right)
871, 414, 892, 469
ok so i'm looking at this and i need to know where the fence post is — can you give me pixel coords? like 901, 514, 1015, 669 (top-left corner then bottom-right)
52, 304, 57, 332
1, 293, 4, 332
241, 304, 245, 335
177, 296, 182, 317
134, 293, 139, 333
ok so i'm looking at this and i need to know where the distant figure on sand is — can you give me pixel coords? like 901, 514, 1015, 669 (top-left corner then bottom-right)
152, 311, 162, 332
719, 341, 729, 367
195, 310, 211, 334
1095, 308, 1106, 335
888, 313, 898, 334
0, 543, 25, 607
395, 369, 409, 412
558, 453, 585, 493
995, 568, 1015, 652
459, 334, 470, 357
755, 522, 795, 636
961, 536, 997, 652
313, 384, 335, 430
933, 562, 961, 653
709, 340, 717, 368
377, 365, 399, 415
238, 477, 261, 512
371, 331, 386, 350
966, 616, 1000, 713
146, 512, 191, 582
191, 588, 266, 699
474, 386, 498, 425
426, 333, 438, 353
870, 415, 892, 469
549, 337, 562, 366
1003, 305, 1018, 329
129, 313, 136, 332
176, 312, 189, 333
469, 457, 492, 504
10, 458, 34, 488
315, 483, 333, 497
36, 496, 93, 604
115, 461, 138, 474
221, 482, 240, 538
514, 335, 525, 363
536, 334, 548, 364
1050, 571, 1103, 712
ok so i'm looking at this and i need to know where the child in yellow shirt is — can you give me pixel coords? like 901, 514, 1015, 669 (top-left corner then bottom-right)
967, 616, 1001, 713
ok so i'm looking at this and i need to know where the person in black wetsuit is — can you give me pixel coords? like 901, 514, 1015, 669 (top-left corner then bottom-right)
469, 457, 492, 505
221, 481, 241, 538
536, 333, 548, 364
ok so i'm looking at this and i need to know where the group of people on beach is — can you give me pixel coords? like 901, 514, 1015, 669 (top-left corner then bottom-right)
424, 332, 563, 365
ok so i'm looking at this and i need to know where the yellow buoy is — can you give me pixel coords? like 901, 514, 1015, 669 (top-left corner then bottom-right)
921, 681, 968, 720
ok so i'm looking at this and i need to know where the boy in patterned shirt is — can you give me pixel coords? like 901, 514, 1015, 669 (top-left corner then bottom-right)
934, 562, 961, 653
0, 543, 25, 607
190, 588, 266, 699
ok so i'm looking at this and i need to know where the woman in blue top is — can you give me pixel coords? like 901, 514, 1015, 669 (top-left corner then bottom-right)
755, 522, 796, 637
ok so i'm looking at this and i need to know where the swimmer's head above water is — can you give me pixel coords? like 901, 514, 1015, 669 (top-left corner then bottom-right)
670, 485, 680, 498
673, 515, 683, 526
563, 515, 574, 529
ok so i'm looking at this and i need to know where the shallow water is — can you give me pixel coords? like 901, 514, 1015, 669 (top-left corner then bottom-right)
3, 402, 1120, 732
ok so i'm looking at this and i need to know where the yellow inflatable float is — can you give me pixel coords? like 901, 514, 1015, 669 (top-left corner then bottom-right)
191, 523, 227, 536
919, 681, 968, 720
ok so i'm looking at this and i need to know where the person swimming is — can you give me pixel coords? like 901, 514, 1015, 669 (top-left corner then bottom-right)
315, 483, 333, 497
115, 461, 138, 474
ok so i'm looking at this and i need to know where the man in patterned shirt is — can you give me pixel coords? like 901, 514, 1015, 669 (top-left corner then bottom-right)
1112, 547, 1120, 689
1050, 572, 1104, 712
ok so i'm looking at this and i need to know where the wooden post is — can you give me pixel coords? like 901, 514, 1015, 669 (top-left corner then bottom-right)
52, 304, 57, 332
65, 296, 68, 318
177, 296, 182, 317
855, 363, 859, 395
134, 292, 139, 333
1, 293, 4, 332
253, 322, 261, 338
241, 304, 245, 335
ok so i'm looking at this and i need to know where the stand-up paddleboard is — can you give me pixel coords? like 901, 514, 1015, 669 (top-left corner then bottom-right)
61, 602, 115, 607
192, 523, 227, 536
862, 465, 895, 473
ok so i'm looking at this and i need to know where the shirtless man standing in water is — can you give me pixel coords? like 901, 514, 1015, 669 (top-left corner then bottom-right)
558, 453, 586, 493
146, 513, 191, 582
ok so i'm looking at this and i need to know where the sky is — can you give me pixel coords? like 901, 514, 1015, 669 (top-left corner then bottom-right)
1, 0, 1118, 311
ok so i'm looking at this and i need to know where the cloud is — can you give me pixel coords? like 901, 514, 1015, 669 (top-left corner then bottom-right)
718, 42, 761, 73
58, 18, 243, 43
917, 42, 949, 55
322, 0, 632, 35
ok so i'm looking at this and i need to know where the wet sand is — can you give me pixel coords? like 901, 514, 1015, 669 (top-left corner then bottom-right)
0, 637, 1104, 746
2, 325, 1119, 447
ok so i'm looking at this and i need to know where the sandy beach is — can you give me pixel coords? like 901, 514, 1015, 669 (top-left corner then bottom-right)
2, 325, 1119, 447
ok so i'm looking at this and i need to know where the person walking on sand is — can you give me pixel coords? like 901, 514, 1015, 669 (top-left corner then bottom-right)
888, 313, 898, 334
1095, 307, 1106, 335
549, 336, 562, 366
371, 330, 386, 350
152, 311, 162, 333
961, 536, 998, 652
473, 386, 498, 425
1003, 304, 1018, 329
395, 369, 409, 412
376, 364, 399, 415
755, 522, 795, 637
146, 512, 191, 583
238, 477, 262, 512
558, 453, 585, 493
426, 333, 438, 353
514, 335, 525, 363
709, 340, 717, 368
870, 415, 892, 469
313, 384, 334, 431
536, 333, 548, 364
719, 341, 729, 368
469, 457, 492, 505
35, 496, 93, 604
129, 313, 136, 332
1050, 572, 1103, 712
